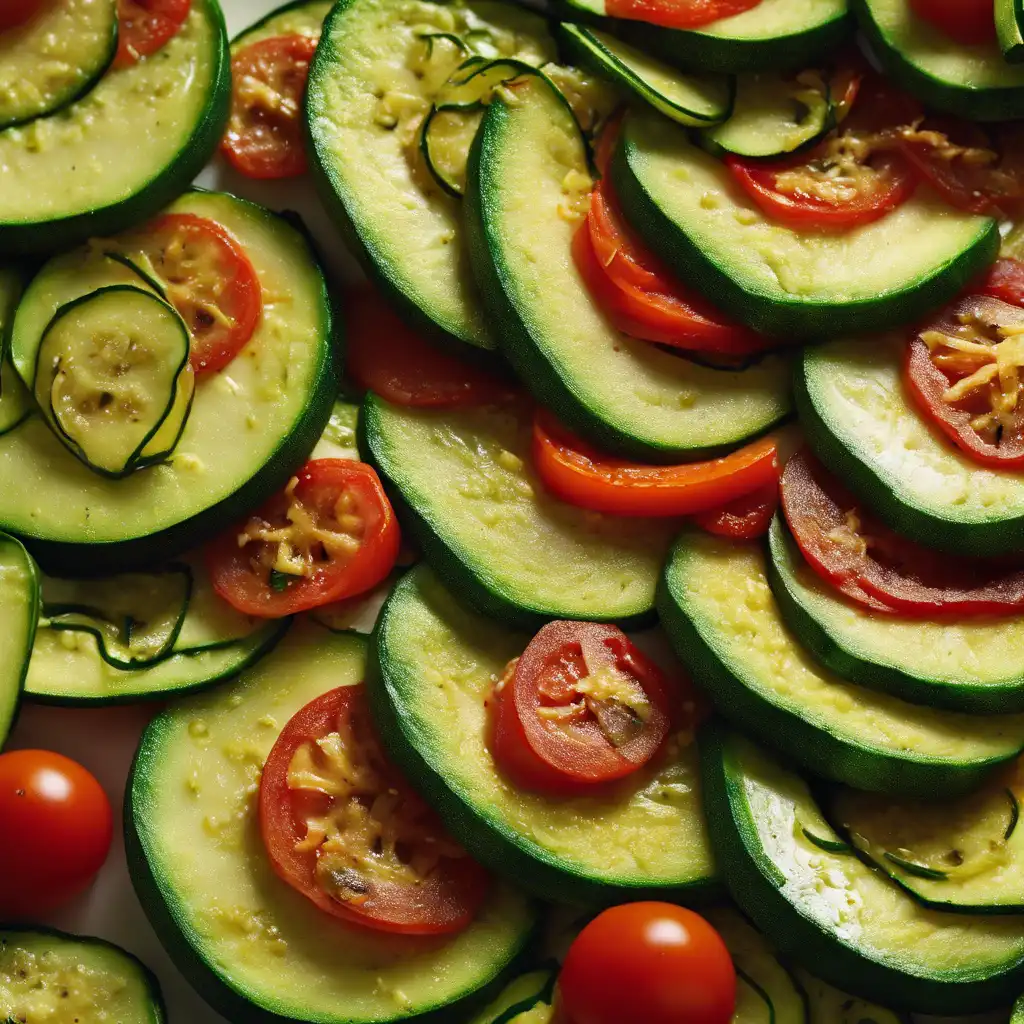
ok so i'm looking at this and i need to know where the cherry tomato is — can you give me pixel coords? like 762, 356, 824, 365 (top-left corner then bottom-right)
0, 0, 46, 31
908, 0, 995, 44
207, 459, 400, 618
979, 258, 1024, 307
222, 34, 319, 180
693, 479, 779, 540
489, 621, 681, 794
345, 288, 517, 407
0, 750, 113, 918
559, 904, 736, 1024
260, 685, 489, 934
781, 450, 1024, 616
114, 0, 191, 68
605, 0, 760, 30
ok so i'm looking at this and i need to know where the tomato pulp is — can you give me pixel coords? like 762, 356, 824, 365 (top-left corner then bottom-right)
115, 0, 191, 67
909, 0, 995, 44
605, 0, 760, 30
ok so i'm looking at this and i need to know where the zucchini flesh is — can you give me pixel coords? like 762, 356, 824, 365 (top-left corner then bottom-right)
997, 0, 1024, 63
0, 269, 31, 437
469, 969, 556, 1023
0, 533, 38, 747
794, 968, 907, 1024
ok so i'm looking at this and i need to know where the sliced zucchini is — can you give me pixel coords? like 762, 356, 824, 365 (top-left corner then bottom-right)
361, 396, 674, 627
855, 0, 1024, 120
658, 531, 1024, 797
2, 191, 336, 573
466, 72, 792, 460
793, 967, 908, 1023
0, 267, 31, 438
797, 334, 1024, 556
34, 286, 194, 479
307, 0, 556, 356
997, 0, 1024, 63
767, 516, 1024, 713
232, 0, 332, 47
831, 779, 1024, 915
0, 0, 229, 255
311, 398, 360, 461
370, 564, 718, 904
0, 533, 39, 748
614, 107, 999, 337
469, 968, 555, 1023
128, 623, 537, 1024
0, 927, 164, 1024
1016, 993, 1024, 1023
557, 24, 733, 126
702, 724, 1024, 1015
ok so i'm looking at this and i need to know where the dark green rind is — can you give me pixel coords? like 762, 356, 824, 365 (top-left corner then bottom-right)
997, 0, 1024, 63
794, 353, 1024, 557
1014, 993, 1024, 1023
0, 0, 231, 256
657, 533, 1022, 798
613, 121, 1000, 338
854, 0, 1024, 120
701, 723, 1024, 1015
0, 926, 166, 1023
367, 568, 720, 907
0, 534, 39, 750
766, 516, 1024, 714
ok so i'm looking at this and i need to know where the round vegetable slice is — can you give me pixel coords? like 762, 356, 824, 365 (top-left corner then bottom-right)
980, 258, 1024, 306
694, 480, 779, 540
259, 684, 489, 934
604, 0, 760, 30
115, 0, 192, 67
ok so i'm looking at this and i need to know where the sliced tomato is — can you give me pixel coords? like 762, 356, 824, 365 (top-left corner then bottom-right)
979, 258, 1024, 307
693, 480, 779, 540
781, 450, 1024, 617
605, 0, 760, 30
533, 409, 779, 518
114, 0, 191, 68
260, 685, 488, 934
489, 621, 680, 794
206, 459, 400, 618
125, 213, 262, 375
222, 34, 318, 180
908, 0, 995, 44
345, 288, 517, 407
0, 0, 45, 31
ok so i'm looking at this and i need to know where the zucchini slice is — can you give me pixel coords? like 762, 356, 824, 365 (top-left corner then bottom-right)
0, 0, 118, 131
797, 334, 1024, 556
1016, 993, 1024, 1023
613, 107, 999, 337
369, 564, 718, 904
34, 286, 194, 479
557, 24, 733, 126
466, 73, 792, 460
793, 967, 908, 1023
658, 531, 1024, 797
997, 0, 1024, 63
0, 0, 229, 255
307, 0, 556, 356
855, 0, 1024, 120
232, 0, 332, 47
0, 927, 165, 1024
0, 267, 31, 439
360, 396, 674, 627
2, 191, 336, 573
702, 724, 1024, 1015
127, 623, 537, 1024
767, 516, 1024, 713
831, 780, 1024, 915
0, 533, 38, 748
469, 968, 556, 1023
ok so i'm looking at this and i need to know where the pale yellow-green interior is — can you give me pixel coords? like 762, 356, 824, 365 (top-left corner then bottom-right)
232, 0, 331, 49
0, 537, 36, 734
794, 967, 901, 1024
469, 970, 553, 1024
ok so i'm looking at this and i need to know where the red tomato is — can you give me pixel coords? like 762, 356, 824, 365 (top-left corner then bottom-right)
693, 479, 779, 540
222, 35, 319, 180
260, 685, 489, 934
979, 258, 1024, 307
206, 459, 400, 618
114, 0, 191, 68
489, 622, 679, 794
605, 0, 760, 30
532, 409, 779, 518
345, 288, 517, 407
560, 904, 736, 1024
0, 751, 113, 918
781, 450, 1024, 616
908, 0, 995, 44
0, 0, 46, 31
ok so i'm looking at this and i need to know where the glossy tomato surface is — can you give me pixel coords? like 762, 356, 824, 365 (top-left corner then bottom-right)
115, 0, 192, 67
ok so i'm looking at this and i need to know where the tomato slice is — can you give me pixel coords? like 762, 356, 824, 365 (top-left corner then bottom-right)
533, 409, 779, 518
206, 459, 400, 618
693, 479, 779, 540
114, 0, 191, 68
908, 0, 995, 44
605, 0, 760, 30
781, 450, 1024, 617
905, 294, 1024, 468
260, 685, 488, 934
0, 0, 46, 31
489, 621, 679, 794
222, 34, 318, 180
345, 288, 517, 407
979, 258, 1024, 307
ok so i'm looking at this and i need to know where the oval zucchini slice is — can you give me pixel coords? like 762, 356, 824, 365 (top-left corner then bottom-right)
1016, 993, 1024, 1023
361, 396, 675, 627
128, 623, 537, 1024
797, 335, 1024, 556
793, 968, 908, 1023
557, 24, 733, 126
855, 0, 1024, 120
767, 516, 1024, 713
701, 724, 1024, 1015
0, 927, 165, 1024
2, 191, 336, 573
997, 0, 1024, 63
0, 0, 229, 255
466, 73, 792, 459
658, 531, 1024, 797
614, 107, 999, 338
0, 0, 118, 131
0, 267, 31, 438
0, 533, 38, 748
469, 968, 556, 1024
232, 0, 332, 47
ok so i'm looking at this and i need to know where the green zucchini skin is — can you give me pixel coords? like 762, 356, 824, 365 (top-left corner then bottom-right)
231, 0, 329, 45
997, 0, 1024, 63
1015, 993, 1024, 1023
0, 533, 39, 750
0, 0, 231, 256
